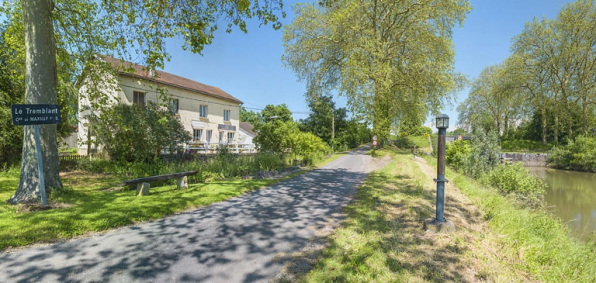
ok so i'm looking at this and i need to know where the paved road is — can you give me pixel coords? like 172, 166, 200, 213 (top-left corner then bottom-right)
0, 148, 373, 283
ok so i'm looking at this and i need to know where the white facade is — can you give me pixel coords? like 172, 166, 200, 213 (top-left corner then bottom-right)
77, 58, 242, 155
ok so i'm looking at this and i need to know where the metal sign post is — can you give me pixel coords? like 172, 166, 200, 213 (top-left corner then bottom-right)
11, 104, 61, 206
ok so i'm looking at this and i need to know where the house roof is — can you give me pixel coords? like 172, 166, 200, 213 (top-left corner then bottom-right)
101, 55, 243, 104
239, 122, 257, 137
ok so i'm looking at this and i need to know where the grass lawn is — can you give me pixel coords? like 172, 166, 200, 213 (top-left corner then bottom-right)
304, 152, 528, 282
0, 153, 345, 251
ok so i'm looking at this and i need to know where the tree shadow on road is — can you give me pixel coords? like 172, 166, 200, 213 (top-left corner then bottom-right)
0, 165, 368, 282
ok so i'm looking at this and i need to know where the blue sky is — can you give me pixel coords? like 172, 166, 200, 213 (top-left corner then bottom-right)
163, 0, 574, 129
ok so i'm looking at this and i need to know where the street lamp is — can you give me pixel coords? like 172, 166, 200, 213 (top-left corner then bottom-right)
424, 114, 455, 233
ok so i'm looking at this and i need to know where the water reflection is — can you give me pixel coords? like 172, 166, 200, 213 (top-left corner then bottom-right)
527, 167, 596, 240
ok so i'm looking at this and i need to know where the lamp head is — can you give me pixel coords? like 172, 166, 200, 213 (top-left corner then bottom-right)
435, 114, 449, 129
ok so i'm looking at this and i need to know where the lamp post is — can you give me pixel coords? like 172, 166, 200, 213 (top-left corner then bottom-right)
424, 114, 455, 233
434, 114, 449, 222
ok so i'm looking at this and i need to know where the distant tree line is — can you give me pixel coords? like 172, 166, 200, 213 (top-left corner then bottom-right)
458, 0, 596, 145
240, 97, 372, 152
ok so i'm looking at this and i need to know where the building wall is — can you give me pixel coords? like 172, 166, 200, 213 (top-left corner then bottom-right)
78, 73, 241, 154
238, 128, 254, 145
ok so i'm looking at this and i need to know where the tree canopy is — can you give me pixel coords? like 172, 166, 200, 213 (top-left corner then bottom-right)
283, 0, 470, 141
458, 0, 596, 145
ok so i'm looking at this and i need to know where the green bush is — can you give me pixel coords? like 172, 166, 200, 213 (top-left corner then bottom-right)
94, 102, 191, 163
255, 120, 331, 165
463, 129, 500, 178
292, 131, 331, 166
482, 162, 546, 209
446, 140, 470, 171
547, 135, 596, 172
501, 139, 553, 151
394, 136, 413, 148
256, 152, 284, 171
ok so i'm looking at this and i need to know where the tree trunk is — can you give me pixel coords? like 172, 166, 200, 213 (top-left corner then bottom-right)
372, 93, 390, 145
541, 106, 547, 144
582, 99, 589, 136
9, 0, 62, 204
554, 112, 559, 146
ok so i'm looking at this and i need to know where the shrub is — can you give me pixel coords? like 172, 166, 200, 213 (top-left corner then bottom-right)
463, 129, 500, 178
394, 136, 413, 148
256, 152, 284, 172
482, 162, 546, 209
547, 135, 596, 172
446, 140, 470, 171
94, 102, 191, 163
293, 131, 332, 165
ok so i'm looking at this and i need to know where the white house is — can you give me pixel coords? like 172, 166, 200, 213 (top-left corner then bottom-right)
238, 121, 257, 152
78, 55, 242, 155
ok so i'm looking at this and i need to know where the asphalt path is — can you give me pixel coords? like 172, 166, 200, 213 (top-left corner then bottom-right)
0, 147, 373, 283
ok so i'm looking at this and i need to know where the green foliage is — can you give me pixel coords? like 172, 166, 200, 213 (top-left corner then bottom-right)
342, 119, 372, 149
463, 129, 500, 178
254, 120, 301, 154
548, 135, 596, 172
260, 104, 293, 123
393, 136, 413, 149
501, 139, 553, 152
446, 140, 470, 171
254, 115, 332, 164
255, 152, 284, 172
283, 0, 470, 143
291, 131, 332, 165
482, 163, 546, 209
299, 95, 349, 150
459, 1, 596, 145
94, 102, 191, 163
239, 106, 262, 128
450, 128, 467, 136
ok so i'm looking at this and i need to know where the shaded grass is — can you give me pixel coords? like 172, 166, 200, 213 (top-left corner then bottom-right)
304, 154, 481, 282
0, 153, 344, 251
423, 155, 596, 282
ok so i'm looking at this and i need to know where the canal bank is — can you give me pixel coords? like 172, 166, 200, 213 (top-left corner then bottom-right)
528, 167, 596, 240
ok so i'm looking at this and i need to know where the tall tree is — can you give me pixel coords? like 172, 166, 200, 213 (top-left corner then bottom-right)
260, 104, 293, 123
283, 0, 470, 142
2, 0, 284, 204
457, 59, 527, 137
300, 95, 347, 146
240, 106, 262, 128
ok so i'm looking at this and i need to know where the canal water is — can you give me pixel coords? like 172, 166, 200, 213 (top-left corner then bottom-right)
527, 167, 596, 240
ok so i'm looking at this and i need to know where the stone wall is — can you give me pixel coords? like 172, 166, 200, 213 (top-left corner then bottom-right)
501, 153, 548, 167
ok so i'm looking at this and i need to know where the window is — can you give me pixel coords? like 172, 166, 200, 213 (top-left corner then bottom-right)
227, 132, 234, 144
193, 129, 203, 142
133, 91, 145, 105
200, 105, 208, 118
224, 110, 230, 121
206, 130, 212, 143
219, 131, 224, 143
170, 99, 179, 114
